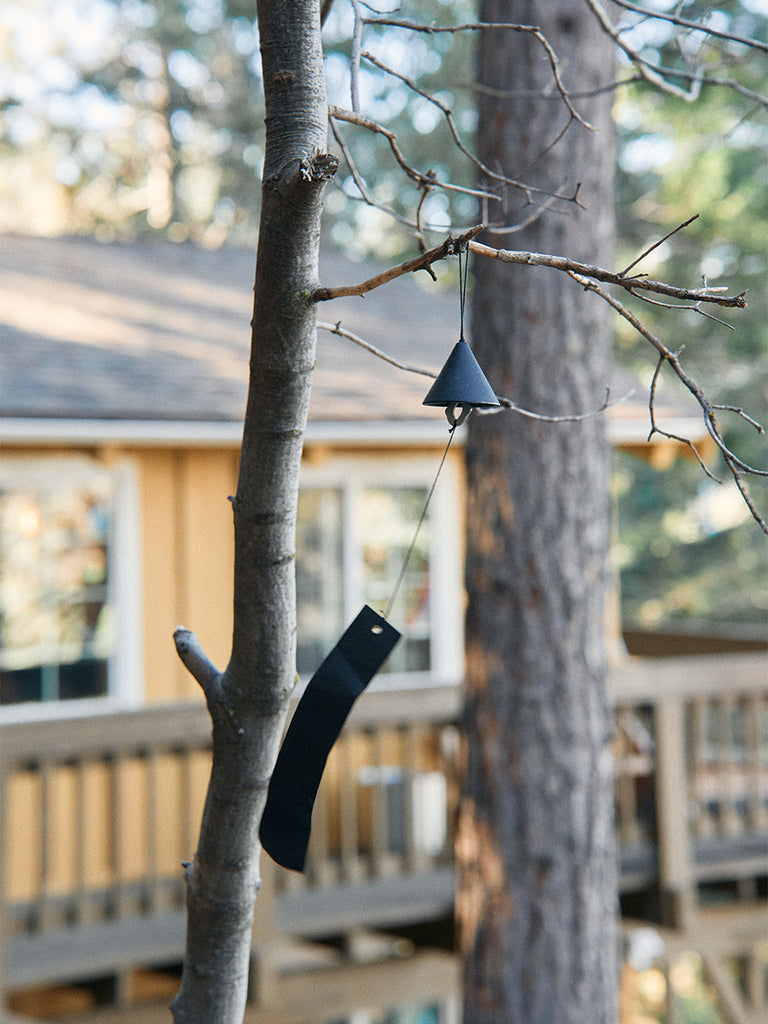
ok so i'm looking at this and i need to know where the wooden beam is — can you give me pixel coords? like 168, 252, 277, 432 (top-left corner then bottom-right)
611, 653, 768, 704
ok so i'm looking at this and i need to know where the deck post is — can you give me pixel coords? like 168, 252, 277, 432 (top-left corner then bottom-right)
654, 697, 696, 929
248, 855, 280, 1006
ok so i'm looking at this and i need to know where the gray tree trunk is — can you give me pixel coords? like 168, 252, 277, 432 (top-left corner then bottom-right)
170, 3, 335, 1021
458, 3, 619, 1022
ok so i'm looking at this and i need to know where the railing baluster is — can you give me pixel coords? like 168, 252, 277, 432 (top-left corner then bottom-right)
146, 750, 161, 914
109, 753, 128, 919
717, 695, 741, 836
370, 729, 388, 879
614, 708, 643, 848
690, 697, 714, 838
178, 747, 193, 878
73, 757, 90, 926
744, 695, 767, 834
403, 724, 421, 873
339, 731, 363, 883
37, 760, 53, 932
308, 773, 333, 887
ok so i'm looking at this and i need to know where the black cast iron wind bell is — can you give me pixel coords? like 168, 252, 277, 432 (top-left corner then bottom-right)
259, 245, 495, 876
423, 244, 500, 426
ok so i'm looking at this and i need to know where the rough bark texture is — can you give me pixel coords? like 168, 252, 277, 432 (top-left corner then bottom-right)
458, 3, 619, 1022
170, 3, 335, 1022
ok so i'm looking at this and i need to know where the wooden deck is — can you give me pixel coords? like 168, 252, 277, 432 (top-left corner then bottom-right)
1, 652, 766, 1020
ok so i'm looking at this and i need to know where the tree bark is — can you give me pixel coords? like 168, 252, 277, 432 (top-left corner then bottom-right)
170, 3, 335, 1022
458, 3, 619, 1023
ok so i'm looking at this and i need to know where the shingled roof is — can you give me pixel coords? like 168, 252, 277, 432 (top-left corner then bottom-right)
0, 233, 697, 444
0, 233, 457, 426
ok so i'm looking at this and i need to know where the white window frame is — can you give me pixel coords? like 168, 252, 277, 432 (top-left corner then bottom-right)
0, 456, 143, 724
298, 452, 464, 691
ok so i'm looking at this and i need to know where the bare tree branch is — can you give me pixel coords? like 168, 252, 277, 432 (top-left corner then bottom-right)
329, 119, 423, 233
315, 222, 763, 527
360, 50, 581, 204
585, 0, 768, 107
469, 240, 748, 308
313, 225, 484, 300
315, 226, 747, 308
568, 271, 767, 532
316, 321, 634, 424
173, 626, 221, 700
483, 191, 575, 235
362, 16, 593, 129
323, 6, 766, 529
493, 389, 634, 425
606, 0, 768, 55
329, 105, 498, 201
585, 0, 702, 100
647, 353, 722, 481
349, 0, 364, 112
317, 319, 437, 377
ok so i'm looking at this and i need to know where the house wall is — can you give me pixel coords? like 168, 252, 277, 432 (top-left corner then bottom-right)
1, 439, 464, 905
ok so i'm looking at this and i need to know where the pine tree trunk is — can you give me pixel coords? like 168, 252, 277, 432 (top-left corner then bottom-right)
170, 4, 335, 1021
458, 3, 619, 1022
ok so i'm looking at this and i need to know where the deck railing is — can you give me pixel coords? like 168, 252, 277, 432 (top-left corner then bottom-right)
612, 653, 768, 927
1, 652, 766, 1002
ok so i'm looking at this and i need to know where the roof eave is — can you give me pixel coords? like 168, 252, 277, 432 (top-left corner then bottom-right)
0, 414, 703, 449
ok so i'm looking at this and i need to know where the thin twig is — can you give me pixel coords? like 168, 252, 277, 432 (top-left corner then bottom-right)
363, 17, 593, 129
711, 404, 765, 436
606, 0, 768, 54
483, 192, 568, 234
350, 0, 363, 112
317, 320, 437, 377
495, 388, 635, 424
620, 214, 700, 276
329, 105, 505, 201
313, 225, 484, 301
569, 271, 767, 532
633, 291, 738, 329
585, 0, 768, 107
647, 353, 721, 481
329, 119, 419, 232
361, 50, 580, 204
316, 321, 635, 424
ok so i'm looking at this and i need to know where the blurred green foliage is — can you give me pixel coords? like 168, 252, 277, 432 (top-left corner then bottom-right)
612, 1, 767, 637
1, 0, 765, 635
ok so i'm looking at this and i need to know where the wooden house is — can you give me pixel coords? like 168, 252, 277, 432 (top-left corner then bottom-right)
0, 234, 765, 1022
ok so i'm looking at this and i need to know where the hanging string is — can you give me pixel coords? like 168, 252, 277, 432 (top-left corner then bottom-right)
384, 242, 468, 621
384, 424, 457, 621
458, 241, 469, 343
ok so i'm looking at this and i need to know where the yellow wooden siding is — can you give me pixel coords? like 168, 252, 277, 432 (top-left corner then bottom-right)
175, 449, 238, 685
139, 450, 187, 701
137, 447, 238, 703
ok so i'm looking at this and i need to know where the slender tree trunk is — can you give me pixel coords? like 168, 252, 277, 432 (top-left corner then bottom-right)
458, 3, 619, 1022
171, 4, 335, 1022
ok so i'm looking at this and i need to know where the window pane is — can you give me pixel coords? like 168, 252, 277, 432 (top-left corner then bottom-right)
361, 487, 430, 674
296, 488, 344, 676
0, 466, 114, 705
